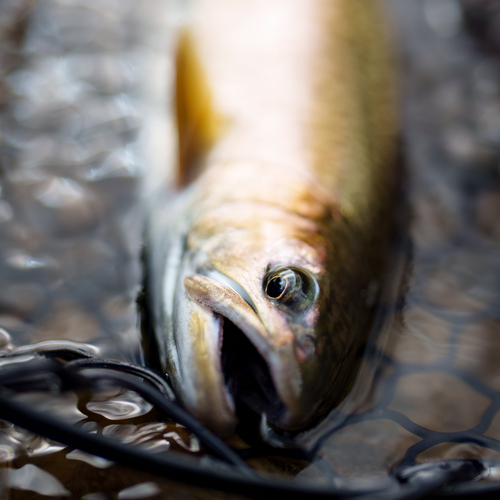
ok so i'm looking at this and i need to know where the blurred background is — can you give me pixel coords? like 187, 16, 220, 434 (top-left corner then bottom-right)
1, 0, 500, 498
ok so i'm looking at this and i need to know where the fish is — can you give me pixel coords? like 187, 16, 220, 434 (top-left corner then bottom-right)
147, 0, 399, 438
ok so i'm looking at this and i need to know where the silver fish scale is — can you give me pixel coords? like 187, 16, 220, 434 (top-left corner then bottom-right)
1, 0, 500, 498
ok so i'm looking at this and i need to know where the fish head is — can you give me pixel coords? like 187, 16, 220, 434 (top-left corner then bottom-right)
167, 202, 367, 437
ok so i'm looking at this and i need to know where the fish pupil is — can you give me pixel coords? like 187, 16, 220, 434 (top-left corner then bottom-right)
266, 277, 287, 299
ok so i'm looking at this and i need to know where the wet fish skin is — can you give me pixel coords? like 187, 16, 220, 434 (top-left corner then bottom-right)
151, 0, 399, 437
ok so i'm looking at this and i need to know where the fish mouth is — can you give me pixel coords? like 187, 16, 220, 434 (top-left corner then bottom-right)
183, 273, 309, 435
220, 317, 286, 425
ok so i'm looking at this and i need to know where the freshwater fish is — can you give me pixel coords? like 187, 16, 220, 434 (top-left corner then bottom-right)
148, 0, 399, 438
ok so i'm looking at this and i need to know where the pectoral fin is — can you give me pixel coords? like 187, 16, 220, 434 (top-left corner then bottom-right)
175, 29, 224, 186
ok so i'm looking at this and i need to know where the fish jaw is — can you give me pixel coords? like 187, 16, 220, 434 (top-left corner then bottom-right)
171, 284, 237, 437
183, 273, 322, 432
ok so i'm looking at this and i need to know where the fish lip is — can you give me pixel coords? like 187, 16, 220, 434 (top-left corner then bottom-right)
184, 272, 314, 431
172, 293, 238, 437
198, 268, 258, 312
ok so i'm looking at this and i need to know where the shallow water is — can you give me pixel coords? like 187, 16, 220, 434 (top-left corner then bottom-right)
1, 0, 500, 498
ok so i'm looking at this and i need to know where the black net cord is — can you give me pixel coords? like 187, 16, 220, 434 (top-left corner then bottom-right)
0, 353, 492, 500
0, 354, 248, 470
0, 387, 393, 500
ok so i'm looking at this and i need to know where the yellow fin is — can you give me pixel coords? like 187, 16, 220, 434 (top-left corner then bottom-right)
175, 29, 223, 186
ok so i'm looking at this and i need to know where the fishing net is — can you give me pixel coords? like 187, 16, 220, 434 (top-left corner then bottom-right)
1, 0, 500, 498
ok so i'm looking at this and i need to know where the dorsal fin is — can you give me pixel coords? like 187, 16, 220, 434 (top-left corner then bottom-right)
175, 29, 222, 187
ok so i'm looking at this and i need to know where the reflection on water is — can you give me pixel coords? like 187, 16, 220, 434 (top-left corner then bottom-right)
87, 390, 153, 421
1, 0, 500, 497
9, 464, 70, 497
0, 0, 146, 360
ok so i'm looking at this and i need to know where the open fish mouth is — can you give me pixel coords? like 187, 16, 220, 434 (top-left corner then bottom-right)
220, 317, 286, 426
179, 272, 307, 437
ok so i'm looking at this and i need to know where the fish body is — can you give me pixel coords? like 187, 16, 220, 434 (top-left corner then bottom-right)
149, 0, 398, 437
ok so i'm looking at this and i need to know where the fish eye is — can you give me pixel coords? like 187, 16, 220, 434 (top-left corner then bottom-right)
264, 267, 315, 311
266, 275, 288, 300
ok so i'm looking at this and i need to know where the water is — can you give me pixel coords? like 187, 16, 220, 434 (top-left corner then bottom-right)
1, 0, 500, 498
